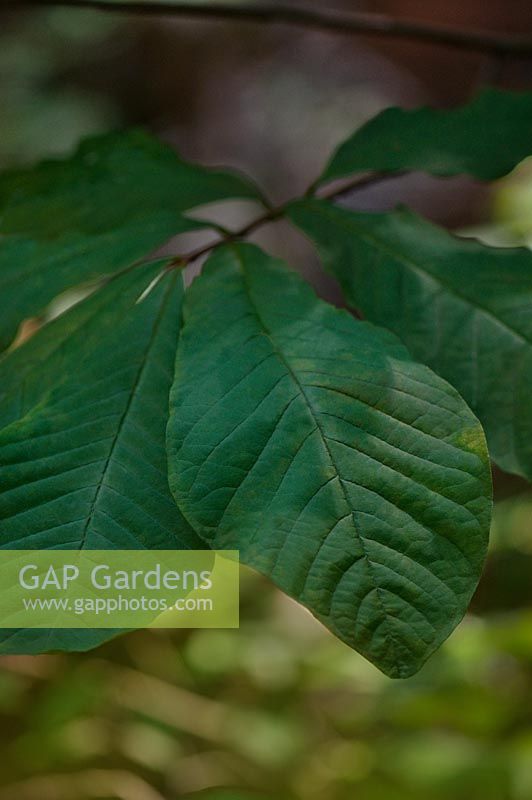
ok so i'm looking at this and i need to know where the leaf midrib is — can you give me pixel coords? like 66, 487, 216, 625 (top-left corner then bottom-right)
232, 246, 403, 669
78, 275, 175, 550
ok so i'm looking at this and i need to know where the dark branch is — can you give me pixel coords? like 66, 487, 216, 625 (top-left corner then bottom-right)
11, 0, 532, 56
166, 171, 400, 271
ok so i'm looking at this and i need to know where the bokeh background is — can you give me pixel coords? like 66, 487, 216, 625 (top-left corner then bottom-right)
2, 1, 532, 798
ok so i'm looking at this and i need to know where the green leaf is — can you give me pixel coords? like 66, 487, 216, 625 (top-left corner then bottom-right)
320, 89, 532, 184
167, 243, 491, 678
289, 198, 532, 480
0, 262, 203, 654
0, 129, 264, 352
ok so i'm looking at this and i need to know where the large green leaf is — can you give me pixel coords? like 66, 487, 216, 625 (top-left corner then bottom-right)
0, 262, 203, 654
0, 129, 264, 352
167, 243, 491, 678
320, 89, 532, 184
289, 198, 532, 480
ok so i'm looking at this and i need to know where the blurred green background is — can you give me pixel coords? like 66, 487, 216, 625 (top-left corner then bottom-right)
2, 2, 532, 798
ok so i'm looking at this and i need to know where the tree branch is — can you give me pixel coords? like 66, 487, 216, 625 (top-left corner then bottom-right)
165, 171, 401, 271
12, 0, 532, 56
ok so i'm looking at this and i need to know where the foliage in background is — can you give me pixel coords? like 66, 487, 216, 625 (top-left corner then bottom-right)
3, 502, 532, 800
0, 8, 123, 166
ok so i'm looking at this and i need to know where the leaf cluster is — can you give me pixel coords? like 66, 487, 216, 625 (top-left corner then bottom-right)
2, 89, 532, 676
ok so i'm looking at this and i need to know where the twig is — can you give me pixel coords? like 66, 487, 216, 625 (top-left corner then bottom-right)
166, 171, 401, 271
11, 0, 532, 56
